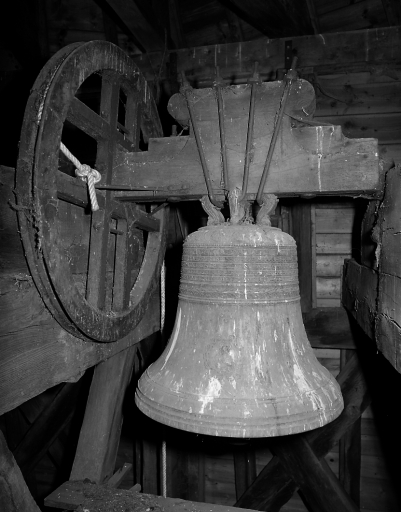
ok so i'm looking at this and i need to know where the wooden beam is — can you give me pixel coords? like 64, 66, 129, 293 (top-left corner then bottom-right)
270, 435, 359, 512
13, 380, 84, 475
217, 0, 312, 38
45, 480, 257, 511
235, 352, 370, 511
0, 165, 161, 416
102, 0, 165, 52
113, 125, 381, 201
303, 307, 357, 350
341, 259, 378, 341
0, 431, 41, 512
132, 26, 401, 85
70, 345, 137, 484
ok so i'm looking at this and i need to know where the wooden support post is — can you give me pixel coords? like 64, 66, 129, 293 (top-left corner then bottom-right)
0, 431, 41, 512
70, 345, 137, 484
339, 349, 361, 506
291, 202, 313, 313
233, 443, 257, 501
270, 435, 359, 512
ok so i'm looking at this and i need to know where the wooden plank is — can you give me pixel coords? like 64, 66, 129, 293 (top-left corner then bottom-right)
45, 480, 257, 511
360, 200, 378, 269
113, 121, 381, 201
341, 259, 377, 341
377, 165, 401, 276
315, 80, 401, 117
315, 112, 401, 144
317, 255, 351, 277
70, 345, 137, 484
0, 431, 41, 512
0, 289, 160, 415
291, 202, 313, 313
311, 204, 317, 308
303, 307, 357, 349
103, 0, 165, 52
317, 298, 341, 307
132, 27, 401, 85
315, 208, 355, 233
375, 312, 401, 373
316, 233, 353, 254
316, 277, 341, 299
214, 0, 312, 37
339, 350, 361, 506
318, 0, 386, 33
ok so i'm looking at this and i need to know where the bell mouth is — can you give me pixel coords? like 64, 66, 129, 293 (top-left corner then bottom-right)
135, 378, 343, 438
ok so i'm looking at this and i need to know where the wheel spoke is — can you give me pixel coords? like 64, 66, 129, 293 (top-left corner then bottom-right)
125, 203, 160, 232
86, 208, 110, 309
67, 97, 135, 152
112, 217, 129, 311
57, 171, 105, 209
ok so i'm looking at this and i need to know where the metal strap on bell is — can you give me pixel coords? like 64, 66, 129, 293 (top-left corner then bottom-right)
135, 221, 343, 437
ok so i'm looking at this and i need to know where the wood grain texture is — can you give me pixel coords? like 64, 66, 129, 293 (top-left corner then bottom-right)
70, 345, 137, 483
341, 259, 377, 341
0, 431, 41, 512
132, 26, 401, 84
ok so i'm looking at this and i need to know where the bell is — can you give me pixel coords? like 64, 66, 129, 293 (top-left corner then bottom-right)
135, 222, 343, 437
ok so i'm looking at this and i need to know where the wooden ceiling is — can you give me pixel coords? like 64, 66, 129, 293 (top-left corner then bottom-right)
99, 0, 401, 53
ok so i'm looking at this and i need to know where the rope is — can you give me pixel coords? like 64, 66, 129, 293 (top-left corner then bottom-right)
160, 261, 167, 498
60, 142, 102, 211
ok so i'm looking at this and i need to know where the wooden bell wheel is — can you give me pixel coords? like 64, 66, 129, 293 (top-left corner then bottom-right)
16, 41, 167, 342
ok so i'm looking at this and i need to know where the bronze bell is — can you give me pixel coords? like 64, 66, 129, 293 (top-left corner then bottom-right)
135, 222, 343, 437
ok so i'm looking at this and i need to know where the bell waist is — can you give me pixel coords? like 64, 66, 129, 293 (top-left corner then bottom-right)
179, 243, 300, 304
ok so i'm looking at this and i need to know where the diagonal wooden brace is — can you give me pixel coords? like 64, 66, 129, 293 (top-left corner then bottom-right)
235, 352, 371, 512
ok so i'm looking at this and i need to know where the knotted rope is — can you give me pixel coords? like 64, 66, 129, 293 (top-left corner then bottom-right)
60, 142, 101, 211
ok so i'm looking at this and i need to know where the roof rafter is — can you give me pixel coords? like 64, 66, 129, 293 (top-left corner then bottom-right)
217, 0, 313, 38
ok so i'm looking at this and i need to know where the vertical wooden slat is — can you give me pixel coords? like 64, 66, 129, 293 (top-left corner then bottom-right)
291, 202, 313, 313
86, 73, 120, 309
339, 349, 361, 506
233, 443, 257, 501
70, 345, 137, 483
0, 431, 41, 512
311, 204, 317, 308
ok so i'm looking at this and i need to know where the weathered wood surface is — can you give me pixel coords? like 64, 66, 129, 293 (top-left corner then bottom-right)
70, 345, 137, 484
342, 259, 377, 342
0, 431, 41, 512
339, 350, 361, 507
0, 165, 160, 415
16, 41, 166, 342
45, 480, 256, 511
113, 83, 381, 200
342, 165, 401, 372
132, 26, 401, 85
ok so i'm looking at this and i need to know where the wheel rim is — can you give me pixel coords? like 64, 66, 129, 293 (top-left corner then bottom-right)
16, 41, 167, 342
